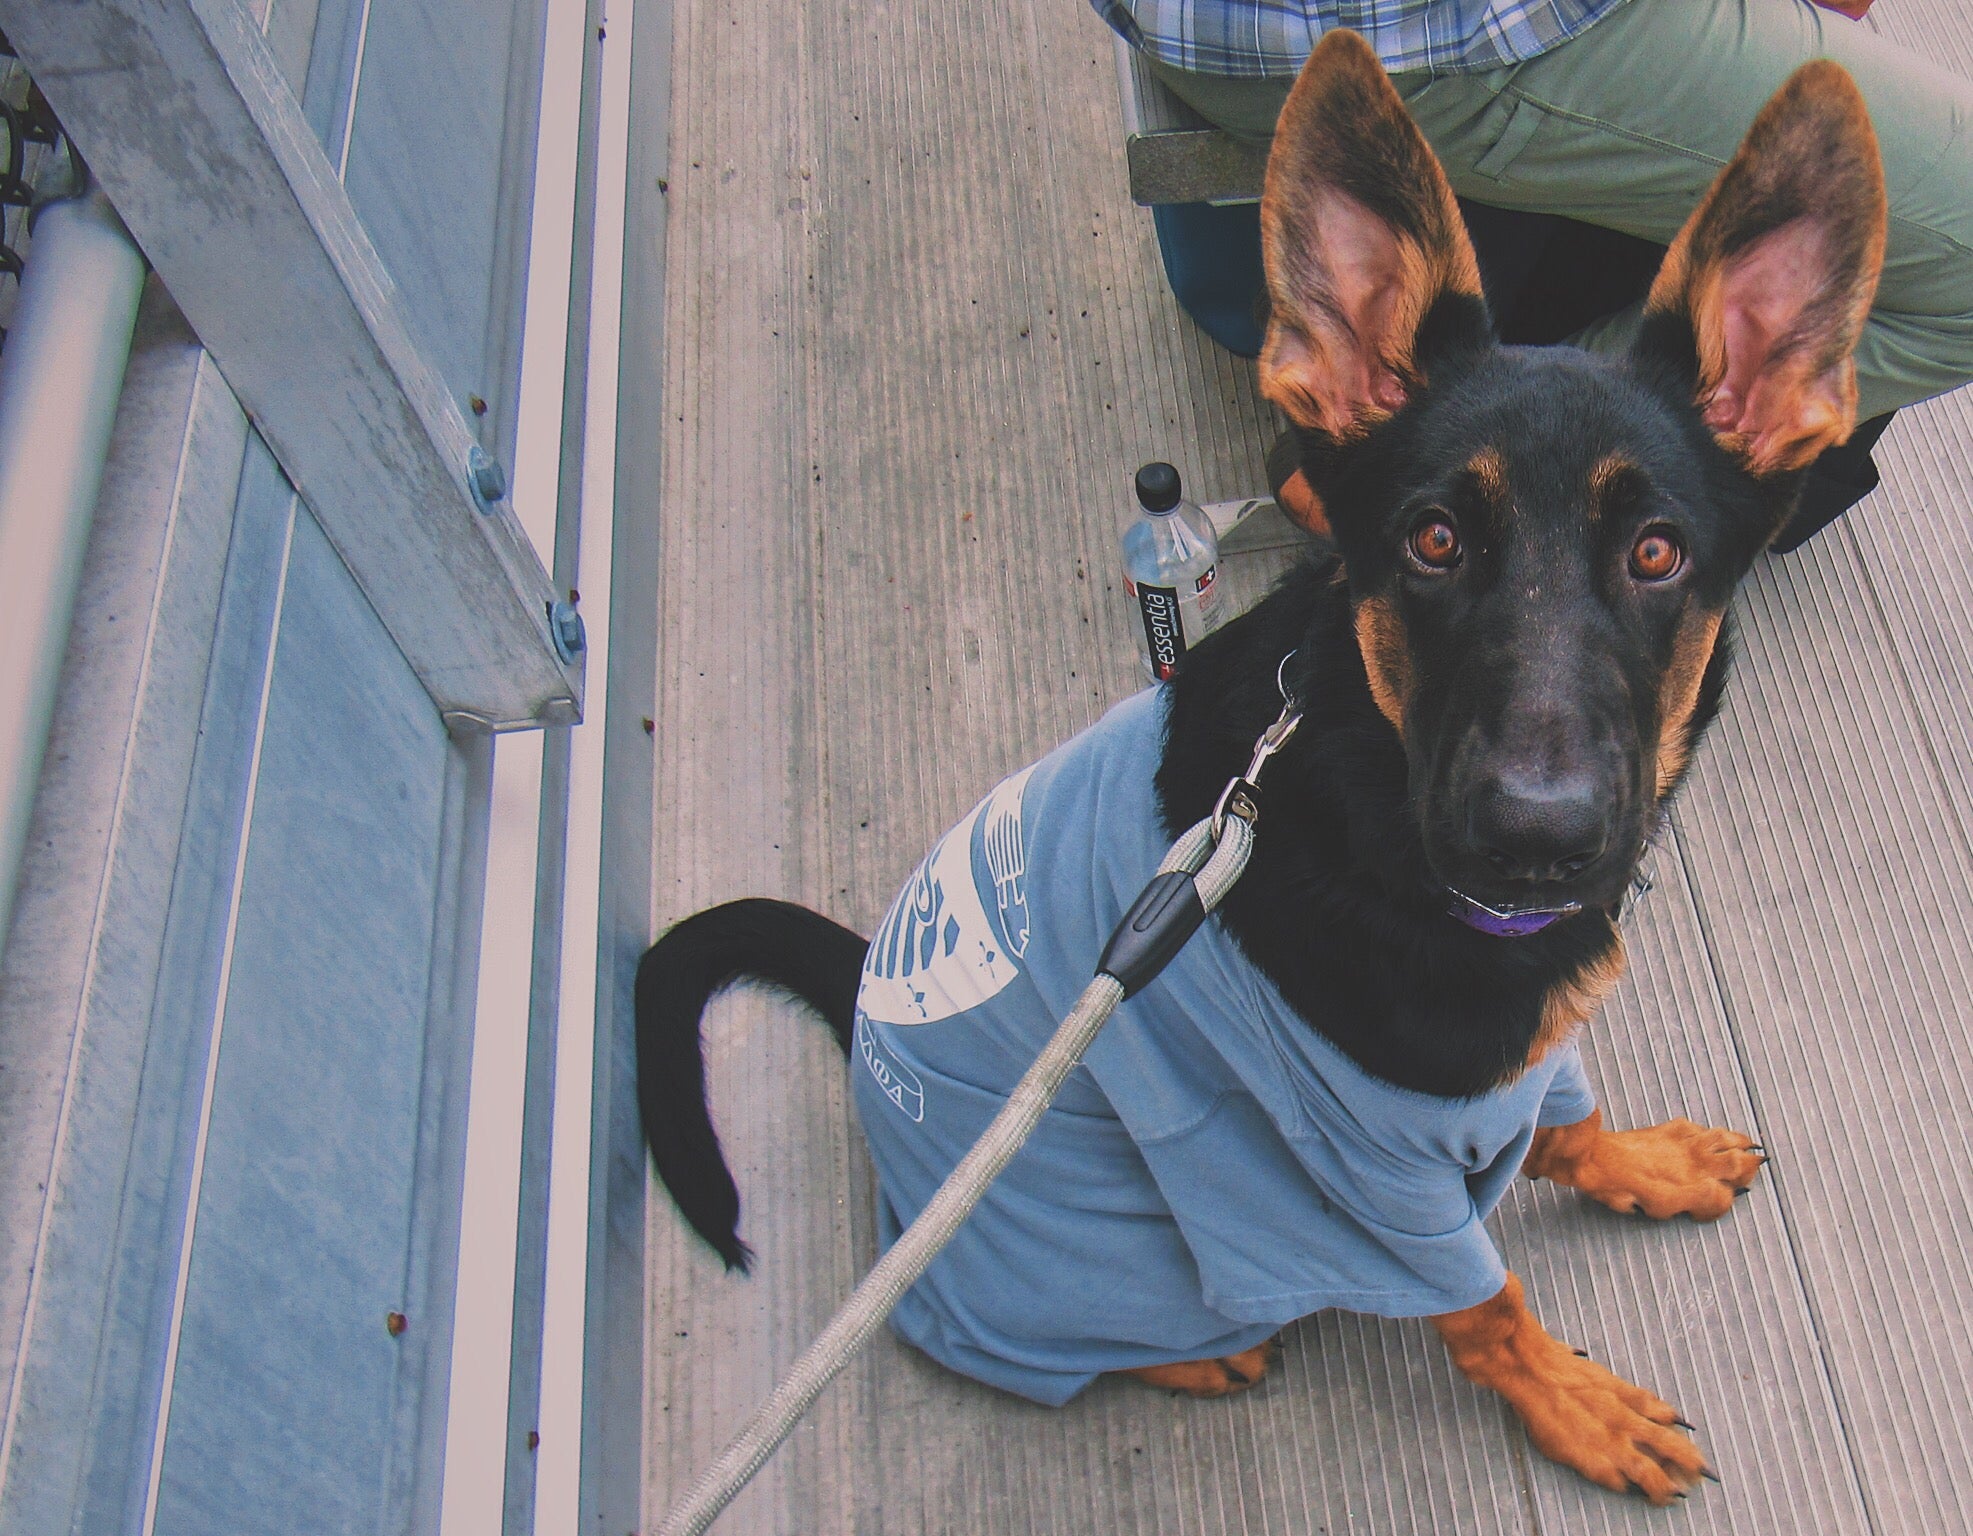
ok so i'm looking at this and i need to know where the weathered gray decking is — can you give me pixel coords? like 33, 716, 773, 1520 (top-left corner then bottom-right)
635, 1, 1973, 1530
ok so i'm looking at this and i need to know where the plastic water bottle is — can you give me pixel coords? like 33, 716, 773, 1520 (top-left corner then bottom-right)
1122, 462, 1226, 681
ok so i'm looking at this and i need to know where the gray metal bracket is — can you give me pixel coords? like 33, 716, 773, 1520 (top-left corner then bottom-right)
1113, 36, 1266, 206
0, 0, 584, 731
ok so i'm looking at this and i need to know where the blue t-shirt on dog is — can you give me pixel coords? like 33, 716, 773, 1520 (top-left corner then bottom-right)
851, 688, 1596, 1406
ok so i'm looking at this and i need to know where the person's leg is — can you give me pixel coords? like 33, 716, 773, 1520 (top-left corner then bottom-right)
1148, 0, 1973, 420
1399, 0, 1973, 420
1133, 59, 1284, 354
1142, 55, 1291, 144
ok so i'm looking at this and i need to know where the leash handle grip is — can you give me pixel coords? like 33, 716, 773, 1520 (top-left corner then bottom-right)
1097, 869, 1208, 998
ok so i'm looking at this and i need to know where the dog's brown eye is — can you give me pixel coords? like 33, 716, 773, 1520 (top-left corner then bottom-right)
1408, 518, 1462, 571
1630, 528, 1684, 582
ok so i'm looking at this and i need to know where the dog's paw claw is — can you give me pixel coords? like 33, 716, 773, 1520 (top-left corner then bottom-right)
1574, 1120, 1768, 1221
1505, 1351, 1708, 1505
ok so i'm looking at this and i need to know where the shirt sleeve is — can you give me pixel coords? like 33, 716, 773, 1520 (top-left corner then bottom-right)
1536, 1040, 1598, 1127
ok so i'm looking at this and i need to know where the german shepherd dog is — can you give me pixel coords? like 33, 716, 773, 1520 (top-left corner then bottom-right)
638, 32, 1887, 1505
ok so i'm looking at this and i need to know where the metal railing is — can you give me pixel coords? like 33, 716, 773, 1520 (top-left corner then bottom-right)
0, 50, 146, 957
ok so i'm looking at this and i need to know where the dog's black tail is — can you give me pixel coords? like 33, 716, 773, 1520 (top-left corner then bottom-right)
634, 898, 867, 1272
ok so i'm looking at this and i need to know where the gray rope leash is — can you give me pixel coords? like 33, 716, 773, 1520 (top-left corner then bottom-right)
655, 668, 1301, 1536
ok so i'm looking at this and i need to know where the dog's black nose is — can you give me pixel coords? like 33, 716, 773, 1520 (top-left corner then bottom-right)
1468, 770, 1609, 884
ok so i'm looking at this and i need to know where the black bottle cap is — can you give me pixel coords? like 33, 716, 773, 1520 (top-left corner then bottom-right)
1135, 461, 1182, 513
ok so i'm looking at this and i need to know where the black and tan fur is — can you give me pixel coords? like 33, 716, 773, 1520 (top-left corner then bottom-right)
636, 31, 1887, 1507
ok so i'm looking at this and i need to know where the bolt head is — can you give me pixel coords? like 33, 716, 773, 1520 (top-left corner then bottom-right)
468, 444, 507, 508
548, 599, 586, 662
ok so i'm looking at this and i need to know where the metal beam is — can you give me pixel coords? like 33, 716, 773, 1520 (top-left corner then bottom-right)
0, 183, 146, 959
0, 0, 584, 730
1124, 130, 1267, 206
578, 1, 667, 1529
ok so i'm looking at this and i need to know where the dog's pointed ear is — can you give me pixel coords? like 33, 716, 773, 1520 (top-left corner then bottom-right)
1258, 31, 1485, 442
1640, 61, 1886, 476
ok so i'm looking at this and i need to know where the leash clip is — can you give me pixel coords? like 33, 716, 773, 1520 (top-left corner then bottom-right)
1210, 777, 1262, 839
1211, 651, 1303, 841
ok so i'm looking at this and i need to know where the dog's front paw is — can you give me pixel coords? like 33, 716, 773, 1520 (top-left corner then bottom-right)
1528, 1111, 1766, 1220
1437, 1277, 1711, 1505
1505, 1342, 1711, 1504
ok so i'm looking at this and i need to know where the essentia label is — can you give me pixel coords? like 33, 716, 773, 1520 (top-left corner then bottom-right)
1125, 569, 1217, 681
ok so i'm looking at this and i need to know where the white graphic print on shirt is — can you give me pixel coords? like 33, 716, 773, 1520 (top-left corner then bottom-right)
858, 766, 1035, 1031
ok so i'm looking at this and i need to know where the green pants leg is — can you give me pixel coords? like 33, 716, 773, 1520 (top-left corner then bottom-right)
1146, 0, 1973, 421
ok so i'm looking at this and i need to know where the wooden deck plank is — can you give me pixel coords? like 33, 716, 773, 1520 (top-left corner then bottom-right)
1498, 852, 1870, 1536
1665, 423, 1973, 1536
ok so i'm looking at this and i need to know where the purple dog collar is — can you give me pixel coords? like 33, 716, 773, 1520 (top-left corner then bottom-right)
1445, 888, 1583, 938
